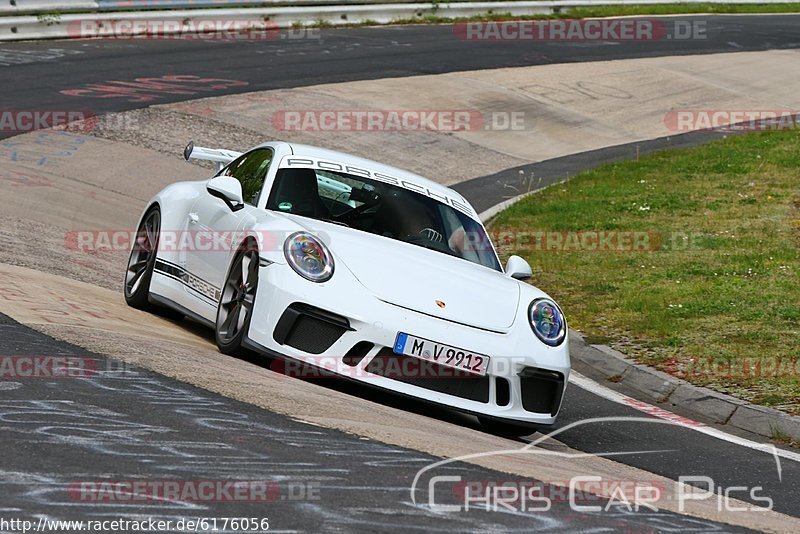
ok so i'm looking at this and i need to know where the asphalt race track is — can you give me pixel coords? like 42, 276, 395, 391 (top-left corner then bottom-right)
2, 14, 800, 140
0, 313, 759, 532
1, 13, 799, 532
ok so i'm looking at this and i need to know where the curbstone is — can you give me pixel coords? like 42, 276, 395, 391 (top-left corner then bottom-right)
667, 384, 743, 424
619, 361, 680, 402
567, 331, 631, 380
728, 403, 800, 441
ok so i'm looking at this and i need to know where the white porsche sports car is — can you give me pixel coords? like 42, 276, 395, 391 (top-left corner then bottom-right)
124, 141, 570, 433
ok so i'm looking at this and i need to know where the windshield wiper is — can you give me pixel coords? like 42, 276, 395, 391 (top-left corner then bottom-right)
322, 219, 350, 228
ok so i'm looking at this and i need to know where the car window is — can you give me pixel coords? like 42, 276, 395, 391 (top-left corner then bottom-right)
221, 148, 273, 205
266, 167, 501, 271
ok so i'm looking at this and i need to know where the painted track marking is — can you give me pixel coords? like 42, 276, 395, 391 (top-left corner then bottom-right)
569, 371, 800, 465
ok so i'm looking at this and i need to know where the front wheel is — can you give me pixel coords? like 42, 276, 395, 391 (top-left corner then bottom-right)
215, 243, 259, 355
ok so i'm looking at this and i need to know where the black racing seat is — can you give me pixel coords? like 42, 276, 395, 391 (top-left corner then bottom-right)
267, 168, 330, 218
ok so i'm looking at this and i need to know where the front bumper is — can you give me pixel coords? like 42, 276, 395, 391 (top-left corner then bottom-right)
247, 262, 570, 424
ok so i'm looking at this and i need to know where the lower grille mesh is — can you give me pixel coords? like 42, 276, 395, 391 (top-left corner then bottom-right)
273, 303, 350, 354
284, 315, 345, 354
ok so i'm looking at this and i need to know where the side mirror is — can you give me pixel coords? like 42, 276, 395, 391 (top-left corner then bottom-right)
183, 140, 194, 161
506, 255, 532, 280
207, 176, 244, 212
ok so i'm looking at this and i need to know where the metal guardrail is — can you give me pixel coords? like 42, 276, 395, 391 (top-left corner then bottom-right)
2, 1, 100, 15
3, 0, 797, 15
94, 0, 415, 8
2, 0, 426, 15
7, 0, 799, 15
1, 0, 797, 41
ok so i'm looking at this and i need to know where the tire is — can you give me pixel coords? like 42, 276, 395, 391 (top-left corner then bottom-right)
478, 416, 538, 438
215, 241, 259, 355
124, 206, 161, 310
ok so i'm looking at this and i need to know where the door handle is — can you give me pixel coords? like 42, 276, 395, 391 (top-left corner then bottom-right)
189, 212, 199, 224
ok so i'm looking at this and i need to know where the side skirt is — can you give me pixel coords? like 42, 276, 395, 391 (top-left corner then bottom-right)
149, 293, 215, 330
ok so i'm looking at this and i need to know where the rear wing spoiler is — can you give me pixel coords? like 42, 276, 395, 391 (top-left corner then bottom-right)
183, 141, 242, 172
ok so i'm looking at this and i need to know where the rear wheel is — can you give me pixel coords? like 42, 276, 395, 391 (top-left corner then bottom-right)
216, 243, 259, 355
124, 207, 160, 310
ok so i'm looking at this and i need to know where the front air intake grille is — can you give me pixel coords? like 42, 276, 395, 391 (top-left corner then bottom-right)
365, 348, 490, 403
495, 377, 510, 407
519, 368, 565, 416
284, 316, 344, 354
273, 303, 351, 354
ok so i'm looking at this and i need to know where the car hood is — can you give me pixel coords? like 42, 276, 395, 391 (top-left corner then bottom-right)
289, 217, 521, 332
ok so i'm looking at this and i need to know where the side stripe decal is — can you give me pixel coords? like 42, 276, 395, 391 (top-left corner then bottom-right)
154, 259, 220, 304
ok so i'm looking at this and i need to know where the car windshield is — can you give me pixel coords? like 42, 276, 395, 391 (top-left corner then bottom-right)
265, 167, 502, 271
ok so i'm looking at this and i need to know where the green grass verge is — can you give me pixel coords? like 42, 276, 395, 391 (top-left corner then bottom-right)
567, 3, 800, 17
387, 3, 800, 25
490, 129, 800, 415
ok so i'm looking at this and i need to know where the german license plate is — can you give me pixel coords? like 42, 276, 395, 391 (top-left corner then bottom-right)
393, 333, 490, 376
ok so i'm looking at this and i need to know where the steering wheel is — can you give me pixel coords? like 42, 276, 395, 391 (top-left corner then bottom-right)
405, 228, 459, 255
339, 200, 380, 223
407, 228, 443, 243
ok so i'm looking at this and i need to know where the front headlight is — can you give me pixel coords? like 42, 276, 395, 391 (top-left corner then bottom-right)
284, 232, 334, 283
528, 298, 566, 346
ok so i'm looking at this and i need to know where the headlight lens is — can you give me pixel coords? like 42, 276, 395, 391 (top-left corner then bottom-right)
528, 298, 566, 346
284, 232, 334, 283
